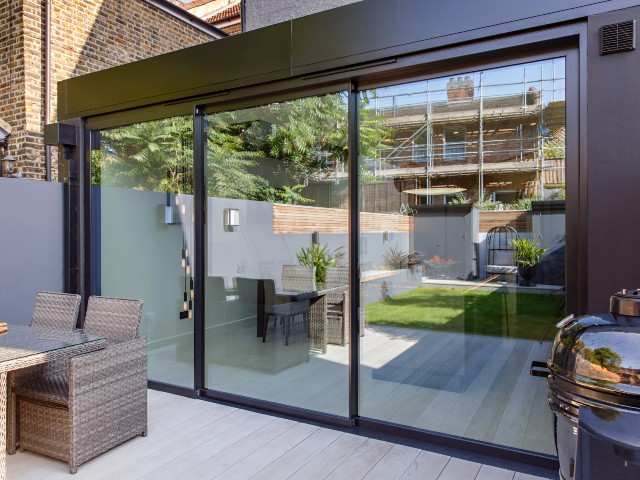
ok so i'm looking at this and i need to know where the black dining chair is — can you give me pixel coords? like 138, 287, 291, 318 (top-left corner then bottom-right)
235, 277, 310, 345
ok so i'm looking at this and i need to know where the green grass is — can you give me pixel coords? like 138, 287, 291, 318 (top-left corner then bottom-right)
366, 287, 563, 341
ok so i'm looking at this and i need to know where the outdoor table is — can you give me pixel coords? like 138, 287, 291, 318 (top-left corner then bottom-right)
276, 284, 346, 354
0, 325, 106, 479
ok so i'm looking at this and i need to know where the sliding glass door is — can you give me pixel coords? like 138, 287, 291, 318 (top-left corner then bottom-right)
88, 55, 571, 459
91, 115, 195, 388
203, 93, 350, 416
358, 58, 566, 455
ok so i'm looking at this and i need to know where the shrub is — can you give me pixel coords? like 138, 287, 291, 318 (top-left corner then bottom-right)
296, 243, 345, 284
511, 238, 547, 267
382, 244, 424, 275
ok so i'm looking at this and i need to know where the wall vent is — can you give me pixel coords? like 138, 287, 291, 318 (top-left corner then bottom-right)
601, 20, 636, 55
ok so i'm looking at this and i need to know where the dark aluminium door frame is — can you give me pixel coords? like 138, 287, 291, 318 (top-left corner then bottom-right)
81, 22, 585, 470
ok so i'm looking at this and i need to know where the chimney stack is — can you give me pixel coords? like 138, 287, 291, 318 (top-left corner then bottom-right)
447, 76, 474, 102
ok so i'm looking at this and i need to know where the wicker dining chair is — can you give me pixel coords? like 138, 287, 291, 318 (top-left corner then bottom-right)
262, 279, 310, 345
30, 291, 82, 330
325, 267, 350, 345
235, 277, 311, 346
281, 265, 316, 292
7, 291, 81, 455
14, 296, 147, 473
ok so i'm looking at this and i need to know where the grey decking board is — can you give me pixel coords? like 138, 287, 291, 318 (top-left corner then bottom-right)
7, 390, 555, 480
251, 428, 344, 480
212, 422, 320, 479
475, 464, 516, 480
324, 438, 394, 480
174, 417, 298, 479
362, 444, 422, 480
399, 450, 451, 480
463, 340, 533, 441
411, 336, 510, 431
102, 410, 278, 480
436, 457, 482, 480
138, 411, 283, 480
288, 432, 369, 480
488, 341, 551, 449
521, 373, 556, 455
428, 337, 518, 435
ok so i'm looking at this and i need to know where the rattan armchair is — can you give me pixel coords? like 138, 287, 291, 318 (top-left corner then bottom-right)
7, 291, 81, 455
14, 296, 147, 473
325, 267, 350, 345
281, 265, 316, 292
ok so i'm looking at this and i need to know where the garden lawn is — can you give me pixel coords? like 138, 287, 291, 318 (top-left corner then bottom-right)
366, 287, 563, 341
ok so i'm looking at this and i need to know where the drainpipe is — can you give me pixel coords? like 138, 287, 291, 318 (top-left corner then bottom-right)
241, 0, 246, 32
44, 0, 52, 181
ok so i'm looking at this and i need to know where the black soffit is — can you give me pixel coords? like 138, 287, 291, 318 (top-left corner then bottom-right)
58, 0, 630, 120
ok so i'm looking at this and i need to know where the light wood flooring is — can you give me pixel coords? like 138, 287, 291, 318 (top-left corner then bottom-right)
147, 325, 556, 456
7, 389, 557, 480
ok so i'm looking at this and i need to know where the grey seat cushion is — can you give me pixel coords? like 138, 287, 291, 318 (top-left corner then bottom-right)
486, 265, 518, 274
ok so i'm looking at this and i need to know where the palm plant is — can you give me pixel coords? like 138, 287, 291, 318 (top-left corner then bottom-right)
511, 238, 546, 267
382, 244, 424, 275
296, 243, 345, 284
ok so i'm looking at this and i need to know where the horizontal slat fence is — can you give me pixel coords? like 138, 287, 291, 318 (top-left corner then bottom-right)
479, 210, 531, 232
273, 204, 413, 234
274, 204, 531, 234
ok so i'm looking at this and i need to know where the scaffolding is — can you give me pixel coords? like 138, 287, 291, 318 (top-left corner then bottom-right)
370, 61, 566, 203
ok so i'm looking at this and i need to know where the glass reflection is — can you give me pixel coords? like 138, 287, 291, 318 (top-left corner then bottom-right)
91, 116, 195, 387
358, 58, 566, 455
204, 93, 352, 416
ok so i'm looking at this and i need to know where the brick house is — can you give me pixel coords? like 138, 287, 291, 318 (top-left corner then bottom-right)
176, 0, 242, 35
0, 0, 224, 180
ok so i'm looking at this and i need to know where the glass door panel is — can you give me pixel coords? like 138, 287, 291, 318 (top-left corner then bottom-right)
204, 93, 349, 416
358, 59, 566, 455
91, 115, 195, 387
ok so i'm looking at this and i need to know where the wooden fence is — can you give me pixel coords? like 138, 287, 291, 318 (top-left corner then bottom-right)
274, 204, 530, 234
273, 204, 413, 234
478, 210, 531, 233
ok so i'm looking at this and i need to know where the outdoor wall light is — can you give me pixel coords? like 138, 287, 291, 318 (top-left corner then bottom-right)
224, 208, 240, 232
312, 231, 320, 244
1, 149, 18, 178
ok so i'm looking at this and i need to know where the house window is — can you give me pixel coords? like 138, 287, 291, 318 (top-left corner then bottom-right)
443, 127, 466, 162
493, 190, 519, 205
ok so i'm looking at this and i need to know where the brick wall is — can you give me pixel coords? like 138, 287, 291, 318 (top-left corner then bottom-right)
0, 0, 28, 174
2, 0, 215, 180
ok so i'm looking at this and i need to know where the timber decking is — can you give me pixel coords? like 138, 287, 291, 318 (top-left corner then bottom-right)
145, 326, 555, 457
7, 389, 556, 479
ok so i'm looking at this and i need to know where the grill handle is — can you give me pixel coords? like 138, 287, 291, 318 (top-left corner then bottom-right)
530, 360, 550, 377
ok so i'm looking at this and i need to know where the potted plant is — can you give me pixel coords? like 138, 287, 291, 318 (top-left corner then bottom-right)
511, 238, 547, 286
296, 243, 345, 284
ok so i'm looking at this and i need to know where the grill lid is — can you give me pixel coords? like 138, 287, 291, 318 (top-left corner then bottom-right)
549, 291, 640, 402
610, 288, 640, 317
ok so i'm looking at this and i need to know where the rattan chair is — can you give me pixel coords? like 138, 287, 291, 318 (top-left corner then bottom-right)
30, 291, 82, 330
324, 267, 349, 345
14, 296, 147, 473
236, 277, 310, 345
281, 265, 316, 292
263, 279, 310, 345
7, 291, 81, 455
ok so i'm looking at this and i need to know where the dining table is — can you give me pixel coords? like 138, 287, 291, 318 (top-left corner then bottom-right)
275, 284, 347, 354
0, 325, 106, 480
